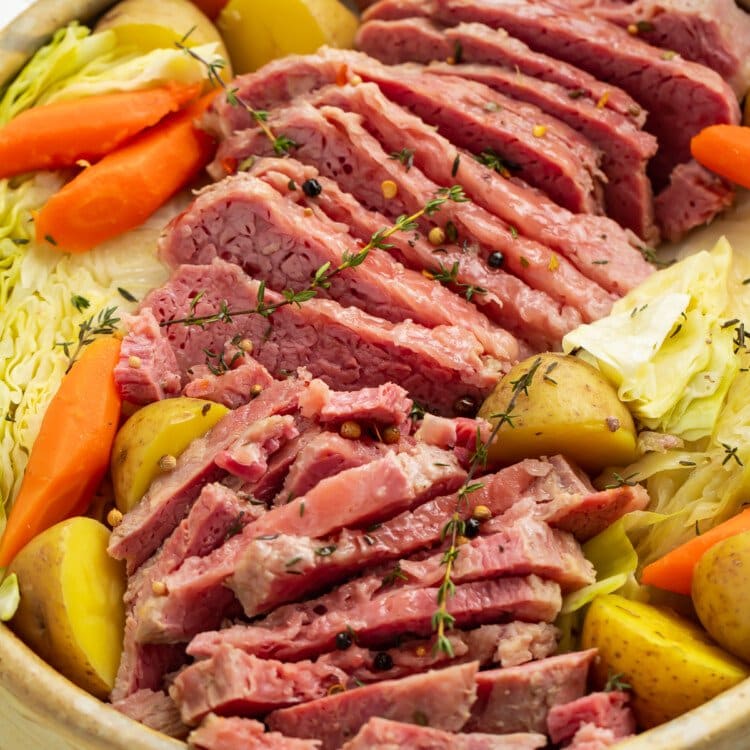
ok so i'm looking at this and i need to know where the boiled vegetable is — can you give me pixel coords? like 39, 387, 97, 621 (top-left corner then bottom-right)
34, 91, 217, 253
692, 530, 750, 662
112, 397, 228, 513
8, 517, 126, 698
641, 507, 750, 595
217, 0, 358, 74
0, 337, 121, 569
691, 125, 750, 190
0, 83, 200, 178
477, 353, 637, 471
582, 594, 748, 728
190, 0, 230, 18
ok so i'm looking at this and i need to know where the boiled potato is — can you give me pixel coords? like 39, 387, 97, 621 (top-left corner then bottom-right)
582, 593, 748, 728
477, 353, 637, 471
8, 517, 126, 699
693, 531, 750, 663
96, 0, 231, 66
217, 0, 359, 74
111, 397, 228, 512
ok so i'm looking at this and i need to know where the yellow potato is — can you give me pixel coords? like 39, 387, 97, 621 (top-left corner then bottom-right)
96, 0, 231, 66
8, 517, 126, 699
582, 593, 748, 728
692, 530, 750, 663
477, 353, 637, 471
218, 0, 359, 74
111, 397, 228, 513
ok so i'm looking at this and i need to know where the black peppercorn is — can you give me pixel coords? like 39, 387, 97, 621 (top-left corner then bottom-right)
302, 178, 323, 197
464, 517, 481, 539
487, 251, 504, 268
335, 631, 353, 650
453, 395, 478, 417
373, 651, 394, 671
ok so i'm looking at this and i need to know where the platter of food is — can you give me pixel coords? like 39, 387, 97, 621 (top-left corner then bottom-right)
3, 0, 750, 748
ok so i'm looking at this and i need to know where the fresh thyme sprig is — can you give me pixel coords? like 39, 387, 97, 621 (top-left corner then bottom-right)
56, 305, 120, 372
160, 187, 468, 329
176, 30, 296, 156
432, 357, 544, 656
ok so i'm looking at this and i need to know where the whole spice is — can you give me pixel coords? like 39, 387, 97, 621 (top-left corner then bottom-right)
487, 251, 504, 269
335, 631, 353, 650
340, 421, 362, 440
373, 652, 394, 671
302, 178, 323, 198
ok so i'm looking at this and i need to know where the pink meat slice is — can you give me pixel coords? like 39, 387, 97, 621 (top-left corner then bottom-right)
265, 662, 479, 750
112, 688, 188, 739
547, 691, 636, 745
187, 714, 320, 750
183, 356, 275, 409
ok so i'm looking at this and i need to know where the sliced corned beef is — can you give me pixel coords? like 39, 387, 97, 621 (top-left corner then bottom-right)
358, 8, 644, 124
187, 576, 562, 662
265, 662, 479, 750
135, 444, 466, 642
274, 431, 389, 505
126, 259, 502, 414
428, 0, 741, 188
183, 355, 274, 409
559, 0, 750, 97
220, 457, 588, 616
171, 645, 348, 724
308, 82, 653, 297
341, 718, 547, 750
113, 483, 257, 702
654, 160, 735, 242
464, 649, 597, 734
112, 689, 188, 739
158, 170, 517, 368
547, 691, 636, 745
356, 15, 657, 238
566, 723, 625, 750
187, 714, 320, 750
249, 157, 522, 361
109, 376, 306, 573
229, 516, 591, 619
318, 622, 559, 683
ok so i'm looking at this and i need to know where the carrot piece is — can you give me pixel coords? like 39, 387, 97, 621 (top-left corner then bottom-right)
34, 91, 217, 253
0, 82, 202, 179
190, 0, 230, 19
0, 337, 122, 568
691, 124, 750, 190
640, 507, 750, 596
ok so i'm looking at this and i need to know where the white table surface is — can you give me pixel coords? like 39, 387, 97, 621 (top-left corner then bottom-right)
0, 0, 37, 30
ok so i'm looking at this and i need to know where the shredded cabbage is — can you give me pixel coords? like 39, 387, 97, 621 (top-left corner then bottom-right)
0, 571, 19, 621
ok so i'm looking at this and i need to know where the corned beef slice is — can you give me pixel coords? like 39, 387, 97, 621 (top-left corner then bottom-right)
113, 689, 188, 739
356, 16, 658, 238
136, 444, 466, 642
465, 650, 597, 734
341, 718, 547, 750
567, 723, 624, 750
547, 691, 637, 745
183, 356, 274, 409
318, 622, 559, 683
654, 160, 735, 242
222, 457, 588, 616
158, 170, 517, 367
171, 646, 348, 724
265, 662, 479, 750
188, 714, 320, 750
557, 0, 750, 97
187, 575, 562, 662
120, 259, 500, 414
113, 483, 257, 702
427, 0, 740, 189
108, 376, 306, 573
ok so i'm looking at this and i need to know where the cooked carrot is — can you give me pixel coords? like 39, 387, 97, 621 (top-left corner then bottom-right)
640, 507, 750, 596
190, 0, 230, 18
0, 82, 202, 179
34, 91, 217, 253
691, 124, 750, 190
0, 337, 122, 568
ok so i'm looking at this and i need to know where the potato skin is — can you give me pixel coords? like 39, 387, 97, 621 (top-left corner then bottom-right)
693, 531, 750, 663
111, 397, 228, 512
582, 594, 748, 728
8, 517, 126, 699
478, 353, 637, 471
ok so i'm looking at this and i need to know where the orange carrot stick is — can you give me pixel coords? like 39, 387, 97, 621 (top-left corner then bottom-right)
691, 124, 750, 190
640, 507, 750, 596
0, 82, 202, 178
0, 337, 122, 568
34, 91, 217, 253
